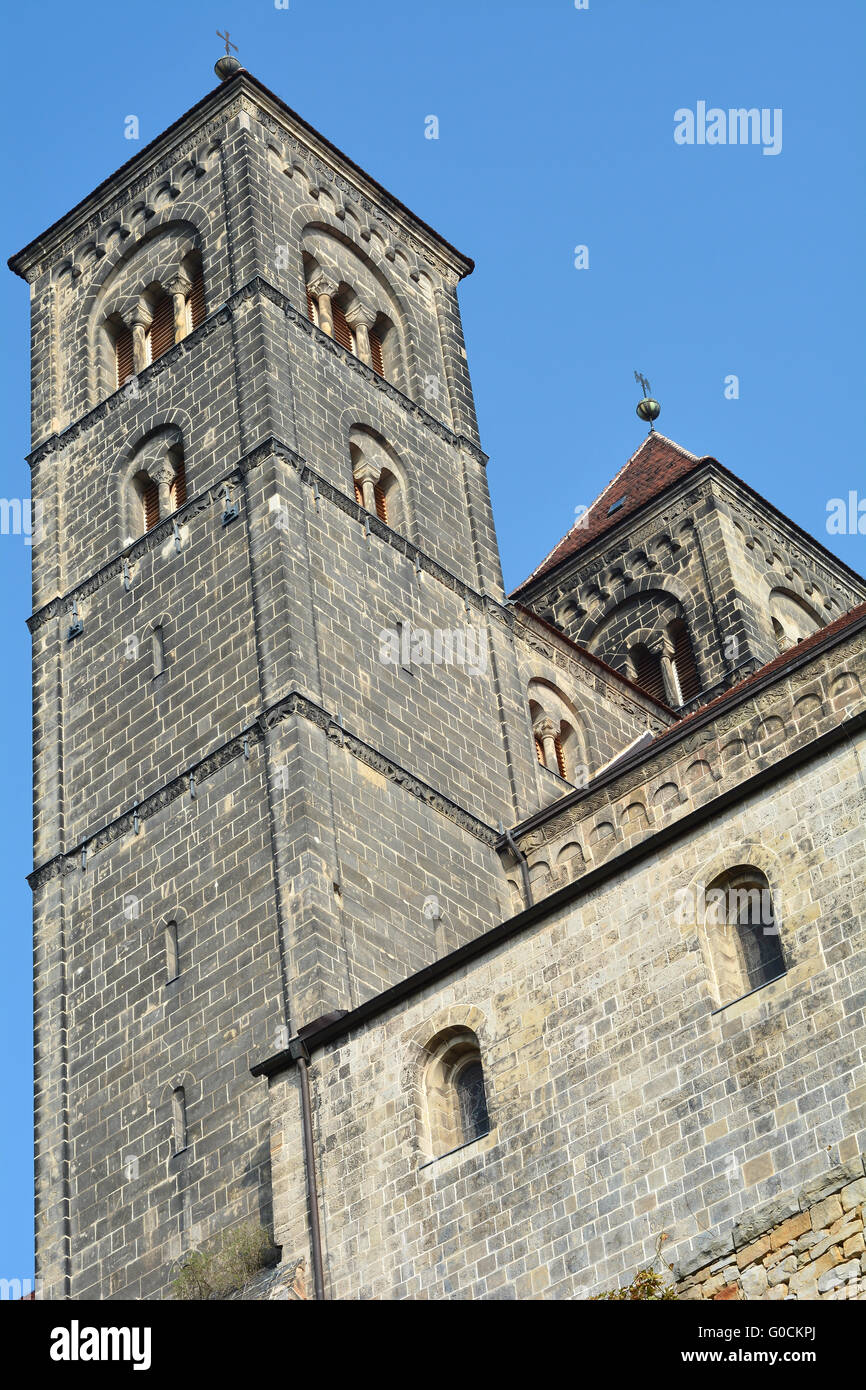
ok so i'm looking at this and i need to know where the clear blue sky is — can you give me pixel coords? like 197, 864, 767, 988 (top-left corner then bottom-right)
1, 0, 864, 1285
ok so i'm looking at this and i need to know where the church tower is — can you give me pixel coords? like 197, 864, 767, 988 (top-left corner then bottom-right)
11, 60, 558, 1298
12, 56, 866, 1306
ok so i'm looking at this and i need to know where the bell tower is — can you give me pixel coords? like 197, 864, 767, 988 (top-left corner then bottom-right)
10, 56, 551, 1298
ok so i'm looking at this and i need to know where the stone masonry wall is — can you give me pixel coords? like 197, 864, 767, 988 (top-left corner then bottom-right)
263, 708, 866, 1298
677, 1177, 866, 1300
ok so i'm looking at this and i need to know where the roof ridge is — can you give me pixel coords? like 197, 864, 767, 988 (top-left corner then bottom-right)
511, 431, 704, 595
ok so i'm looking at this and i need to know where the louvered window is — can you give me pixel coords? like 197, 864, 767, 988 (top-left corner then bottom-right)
331, 302, 355, 353
353, 478, 364, 506
369, 329, 384, 377
146, 294, 175, 365
631, 645, 667, 704
670, 621, 701, 703
534, 735, 544, 766
170, 462, 187, 512
185, 268, 205, 333
142, 477, 160, 532
553, 735, 567, 779
306, 288, 319, 325
115, 326, 134, 388
373, 481, 388, 524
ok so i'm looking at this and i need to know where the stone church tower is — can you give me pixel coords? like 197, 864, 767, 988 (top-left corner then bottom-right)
11, 61, 866, 1301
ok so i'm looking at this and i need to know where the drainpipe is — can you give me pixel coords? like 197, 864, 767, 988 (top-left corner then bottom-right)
289, 1036, 326, 1301
499, 822, 533, 909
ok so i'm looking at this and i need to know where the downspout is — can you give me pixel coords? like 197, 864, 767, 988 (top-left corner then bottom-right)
289, 1036, 326, 1301
499, 821, 533, 910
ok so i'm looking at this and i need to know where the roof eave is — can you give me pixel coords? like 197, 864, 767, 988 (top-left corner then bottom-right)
9, 70, 474, 282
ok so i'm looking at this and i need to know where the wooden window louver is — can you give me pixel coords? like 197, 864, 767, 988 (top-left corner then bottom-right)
368, 329, 384, 377
671, 622, 701, 704
353, 479, 364, 507
186, 268, 205, 332
147, 294, 175, 364
142, 477, 160, 532
632, 646, 667, 705
554, 735, 567, 779
115, 326, 134, 388
170, 461, 187, 512
373, 482, 388, 524
331, 302, 355, 354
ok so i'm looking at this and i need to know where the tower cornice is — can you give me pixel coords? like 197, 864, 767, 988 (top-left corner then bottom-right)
8, 71, 473, 286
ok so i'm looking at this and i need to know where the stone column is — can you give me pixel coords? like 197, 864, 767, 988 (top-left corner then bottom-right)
345, 299, 377, 365
658, 638, 682, 706
129, 305, 151, 373
534, 716, 559, 772
307, 271, 340, 338
353, 458, 380, 513
152, 461, 177, 518
168, 274, 192, 342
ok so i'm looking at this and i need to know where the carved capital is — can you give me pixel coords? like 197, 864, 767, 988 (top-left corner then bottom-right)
151, 461, 177, 488
129, 303, 152, 330
533, 715, 558, 740
166, 273, 192, 298
353, 459, 381, 488
307, 271, 340, 300
344, 298, 377, 330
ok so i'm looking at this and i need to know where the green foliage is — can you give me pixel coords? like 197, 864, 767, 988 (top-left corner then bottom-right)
590, 1233, 678, 1301
173, 1223, 277, 1300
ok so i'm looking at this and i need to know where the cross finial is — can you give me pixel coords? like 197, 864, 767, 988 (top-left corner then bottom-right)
216, 29, 238, 57
634, 370, 661, 431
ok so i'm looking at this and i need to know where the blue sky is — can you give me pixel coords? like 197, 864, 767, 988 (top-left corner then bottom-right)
1, 0, 864, 1284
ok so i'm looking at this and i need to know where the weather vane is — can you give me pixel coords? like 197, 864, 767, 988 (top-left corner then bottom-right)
214, 30, 242, 81
634, 370, 661, 432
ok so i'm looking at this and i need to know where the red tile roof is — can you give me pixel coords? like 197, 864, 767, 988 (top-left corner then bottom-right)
510, 432, 709, 596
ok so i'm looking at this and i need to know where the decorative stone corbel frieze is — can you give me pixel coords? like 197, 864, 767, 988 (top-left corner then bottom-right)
27, 690, 500, 890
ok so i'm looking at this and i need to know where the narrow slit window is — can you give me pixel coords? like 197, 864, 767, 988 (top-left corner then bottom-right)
171, 1087, 187, 1154
152, 626, 166, 678
165, 920, 179, 981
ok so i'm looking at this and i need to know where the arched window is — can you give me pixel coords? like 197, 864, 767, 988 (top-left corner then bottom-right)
669, 619, 701, 704
125, 432, 187, 540
768, 589, 822, 653
421, 1027, 490, 1160
527, 679, 585, 784
703, 866, 785, 1006
629, 643, 667, 704
349, 431, 408, 533
303, 248, 400, 385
